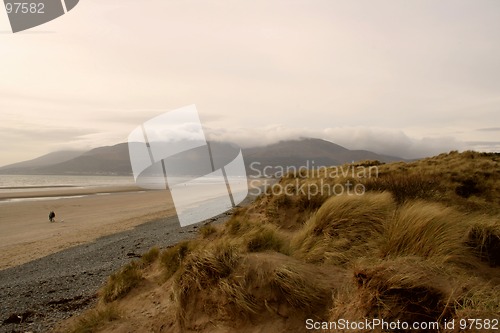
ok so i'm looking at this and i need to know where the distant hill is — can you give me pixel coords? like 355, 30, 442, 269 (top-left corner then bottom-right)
0, 144, 134, 175
244, 138, 404, 176
41, 143, 135, 175
0, 138, 406, 176
0, 150, 84, 174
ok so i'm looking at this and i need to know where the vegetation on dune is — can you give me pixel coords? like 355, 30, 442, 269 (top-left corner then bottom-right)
59, 151, 500, 333
100, 261, 143, 303
380, 202, 472, 265
290, 192, 394, 265
65, 304, 121, 333
365, 151, 500, 210
160, 241, 193, 281
140, 246, 160, 265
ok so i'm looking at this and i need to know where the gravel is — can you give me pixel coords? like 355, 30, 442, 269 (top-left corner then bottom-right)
0, 210, 234, 333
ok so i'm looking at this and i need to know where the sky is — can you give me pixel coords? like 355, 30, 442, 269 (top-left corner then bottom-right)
1, 0, 499, 166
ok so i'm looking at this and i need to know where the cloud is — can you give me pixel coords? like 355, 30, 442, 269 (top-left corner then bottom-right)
206, 125, 307, 148
466, 141, 500, 153
2, 0, 500, 165
323, 128, 466, 159
0, 122, 492, 168
476, 127, 500, 132
206, 125, 467, 159
0, 126, 101, 167
48, 132, 128, 152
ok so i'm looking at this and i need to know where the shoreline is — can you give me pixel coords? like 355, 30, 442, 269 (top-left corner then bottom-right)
0, 179, 269, 332
0, 186, 175, 270
0, 185, 78, 190
0, 185, 142, 200
0, 192, 257, 333
0, 180, 270, 271
0, 213, 208, 333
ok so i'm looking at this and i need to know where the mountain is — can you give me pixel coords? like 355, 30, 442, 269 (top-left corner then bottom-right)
0, 139, 407, 176
40, 143, 134, 175
0, 150, 84, 174
0, 144, 134, 175
244, 138, 403, 176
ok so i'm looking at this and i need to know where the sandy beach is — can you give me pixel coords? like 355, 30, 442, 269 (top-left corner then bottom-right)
0, 179, 269, 332
0, 186, 176, 270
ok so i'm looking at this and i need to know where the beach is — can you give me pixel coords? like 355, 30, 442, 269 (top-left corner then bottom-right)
0, 178, 270, 332
0, 181, 259, 332
0, 186, 176, 270
0, 207, 206, 333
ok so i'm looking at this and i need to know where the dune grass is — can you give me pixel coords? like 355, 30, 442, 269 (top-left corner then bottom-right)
62, 151, 500, 333
271, 263, 330, 309
467, 217, 500, 267
141, 246, 160, 266
159, 241, 193, 281
172, 241, 241, 324
453, 283, 500, 320
364, 172, 443, 203
67, 304, 120, 333
198, 223, 217, 238
330, 256, 457, 326
380, 202, 472, 266
244, 224, 287, 253
290, 192, 394, 265
100, 261, 142, 303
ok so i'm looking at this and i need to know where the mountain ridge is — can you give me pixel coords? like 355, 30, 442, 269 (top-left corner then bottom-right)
0, 150, 84, 173
0, 138, 407, 176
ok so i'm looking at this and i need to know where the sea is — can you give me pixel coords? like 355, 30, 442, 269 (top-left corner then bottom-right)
0, 174, 136, 191
0, 174, 252, 227
0, 175, 138, 205
0, 175, 250, 216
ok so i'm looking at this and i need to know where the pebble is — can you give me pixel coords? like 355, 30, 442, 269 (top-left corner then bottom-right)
0, 212, 230, 333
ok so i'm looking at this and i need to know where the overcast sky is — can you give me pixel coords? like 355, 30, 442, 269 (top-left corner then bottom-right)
1, 0, 499, 166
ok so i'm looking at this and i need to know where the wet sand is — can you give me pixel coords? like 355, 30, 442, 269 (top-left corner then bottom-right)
0, 187, 176, 270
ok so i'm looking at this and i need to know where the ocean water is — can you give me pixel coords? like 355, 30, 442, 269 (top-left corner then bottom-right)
0, 174, 246, 190
0, 175, 136, 190
0, 174, 252, 227
0, 175, 137, 204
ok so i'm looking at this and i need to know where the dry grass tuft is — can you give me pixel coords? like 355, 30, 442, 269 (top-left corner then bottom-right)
217, 277, 260, 316
173, 241, 241, 324
291, 192, 394, 264
310, 192, 394, 237
245, 224, 287, 253
381, 202, 471, 266
467, 218, 500, 267
100, 261, 142, 303
364, 172, 442, 204
141, 246, 160, 266
453, 283, 500, 321
198, 224, 217, 238
68, 304, 121, 333
169, 251, 338, 330
296, 191, 330, 213
331, 257, 455, 329
176, 241, 240, 291
160, 241, 192, 281
225, 216, 253, 236
271, 264, 330, 309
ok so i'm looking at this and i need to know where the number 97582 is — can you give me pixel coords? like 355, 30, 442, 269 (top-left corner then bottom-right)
5, 2, 45, 14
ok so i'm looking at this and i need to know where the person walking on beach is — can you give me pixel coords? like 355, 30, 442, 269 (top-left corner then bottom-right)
48, 211, 55, 222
